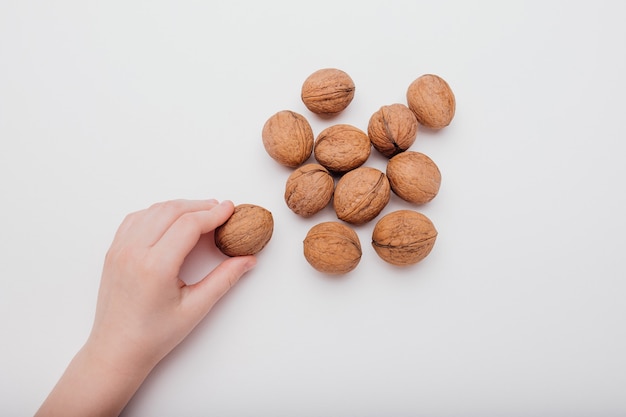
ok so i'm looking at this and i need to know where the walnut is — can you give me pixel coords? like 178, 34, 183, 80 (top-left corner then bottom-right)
406, 74, 455, 129
371, 210, 437, 266
214, 204, 274, 256
333, 166, 390, 225
367, 103, 418, 157
303, 221, 362, 274
284, 163, 334, 217
314, 124, 371, 174
301, 68, 355, 115
262, 110, 314, 167
386, 151, 441, 205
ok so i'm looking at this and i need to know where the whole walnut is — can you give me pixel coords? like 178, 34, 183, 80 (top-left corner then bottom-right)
386, 151, 441, 204
215, 204, 274, 256
367, 103, 418, 157
333, 166, 390, 225
371, 210, 437, 266
301, 68, 355, 115
314, 124, 371, 174
285, 163, 334, 217
406, 74, 456, 129
262, 110, 314, 167
303, 221, 362, 274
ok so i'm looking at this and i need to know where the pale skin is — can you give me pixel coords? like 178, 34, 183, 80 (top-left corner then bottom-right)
35, 199, 256, 417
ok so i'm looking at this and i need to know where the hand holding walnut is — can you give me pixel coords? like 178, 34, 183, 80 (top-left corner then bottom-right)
35, 199, 256, 417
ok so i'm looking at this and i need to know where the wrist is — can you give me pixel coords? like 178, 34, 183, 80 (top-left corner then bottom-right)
84, 331, 159, 381
35, 338, 156, 417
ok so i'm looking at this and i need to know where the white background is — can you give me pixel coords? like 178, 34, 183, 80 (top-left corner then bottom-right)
1, 1, 626, 416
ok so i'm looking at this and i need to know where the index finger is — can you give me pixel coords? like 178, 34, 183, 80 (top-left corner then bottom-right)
126, 199, 220, 247
152, 200, 235, 267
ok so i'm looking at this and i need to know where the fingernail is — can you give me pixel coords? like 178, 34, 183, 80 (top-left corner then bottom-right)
207, 198, 219, 204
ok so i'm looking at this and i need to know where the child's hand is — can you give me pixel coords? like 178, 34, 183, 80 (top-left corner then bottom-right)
89, 198, 256, 370
36, 199, 256, 417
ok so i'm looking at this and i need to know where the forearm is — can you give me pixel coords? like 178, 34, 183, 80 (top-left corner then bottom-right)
35, 341, 154, 417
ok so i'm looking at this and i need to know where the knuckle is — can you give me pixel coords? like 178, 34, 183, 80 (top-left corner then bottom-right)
121, 212, 136, 225
150, 199, 184, 213
177, 212, 201, 230
148, 201, 165, 210
118, 210, 141, 231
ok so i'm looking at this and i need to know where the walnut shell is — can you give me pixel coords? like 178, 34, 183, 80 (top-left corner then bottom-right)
262, 110, 314, 167
371, 210, 437, 266
314, 124, 371, 174
285, 163, 334, 217
386, 151, 441, 205
301, 68, 355, 115
214, 204, 274, 256
367, 103, 418, 157
303, 222, 362, 274
406, 74, 456, 129
333, 166, 390, 225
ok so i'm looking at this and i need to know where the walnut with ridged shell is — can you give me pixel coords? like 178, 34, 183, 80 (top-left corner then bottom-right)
215, 204, 274, 257
386, 151, 441, 205
371, 210, 437, 266
314, 124, 371, 174
406, 74, 455, 129
262, 110, 314, 167
368, 103, 418, 157
303, 221, 362, 274
301, 68, 355, 115
333, 166, 390, 225
285, 163, 334, 217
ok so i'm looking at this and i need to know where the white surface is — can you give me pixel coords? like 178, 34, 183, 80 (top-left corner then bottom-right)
2, 1, 626, 416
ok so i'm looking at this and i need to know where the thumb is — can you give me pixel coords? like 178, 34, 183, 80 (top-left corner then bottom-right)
183, 255, 257, 316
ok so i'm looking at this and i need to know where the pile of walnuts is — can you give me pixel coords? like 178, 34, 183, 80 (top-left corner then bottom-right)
220, 68, 456, 274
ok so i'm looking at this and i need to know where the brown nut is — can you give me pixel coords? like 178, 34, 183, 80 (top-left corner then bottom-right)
262, 110, 314, 167
303, 221, 362, 274
314, 124, 371, 174
285, 163, 334, 217
301, 68, 355, 115
333, 166, 390, 225
406, 74, 456, 129
386, 151, 441, 205
367, 103, 418, 157
371, 210, 437, 266
215, 204, 274, 256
